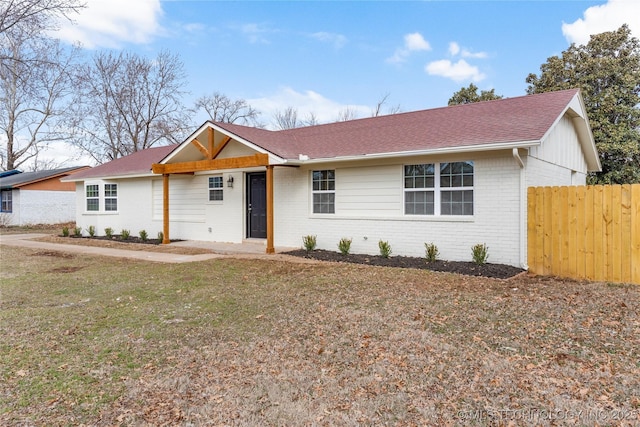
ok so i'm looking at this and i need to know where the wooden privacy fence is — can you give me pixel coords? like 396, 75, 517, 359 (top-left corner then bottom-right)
527, 184, 640, 285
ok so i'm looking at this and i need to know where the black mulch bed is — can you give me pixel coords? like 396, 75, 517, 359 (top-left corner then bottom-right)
284, 249, 525, 279
67, 235, 182, 245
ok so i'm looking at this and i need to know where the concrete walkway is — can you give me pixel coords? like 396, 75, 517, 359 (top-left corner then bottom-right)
0, 234, 299, 264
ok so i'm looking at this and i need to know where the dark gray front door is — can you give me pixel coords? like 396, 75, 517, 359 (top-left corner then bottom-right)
246, 172, 267, 238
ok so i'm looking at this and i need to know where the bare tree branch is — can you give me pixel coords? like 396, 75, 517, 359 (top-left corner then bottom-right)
195, 92, 260, 126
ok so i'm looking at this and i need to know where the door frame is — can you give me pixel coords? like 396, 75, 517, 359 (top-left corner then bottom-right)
245, 171, 267, 239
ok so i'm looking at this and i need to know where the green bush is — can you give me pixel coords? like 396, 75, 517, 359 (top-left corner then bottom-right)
378, 240, 392, 258
157, 231, 164, 242
87, 225, 96, 237
73, 226, 82, 237
139, 230, 148, 242
338, 237, 352, 255
425, 242, 439, 263
302, 235, 317, 252
471, 243, 489, 265
104, 227, 113, 239
121, 229, 130, 240
62, 226, 69, 237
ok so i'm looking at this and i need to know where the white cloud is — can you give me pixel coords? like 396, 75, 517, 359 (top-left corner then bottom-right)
240, 23, 273, 44
562, 0, 640, 45
248, 87, 369, 128
425, 59, 486, 82
386, 32, 431, 64
449, 41, 488, 59
311, 32, 347, 49
53, 0, 163, 48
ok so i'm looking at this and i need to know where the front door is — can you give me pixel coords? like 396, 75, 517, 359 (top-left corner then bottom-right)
246, 172, 267, 238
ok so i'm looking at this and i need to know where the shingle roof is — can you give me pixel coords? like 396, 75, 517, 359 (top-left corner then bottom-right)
0, 166, 89, 189
67, 145, 178, 181
214, 89, 581, 160
67, 89, 590, 181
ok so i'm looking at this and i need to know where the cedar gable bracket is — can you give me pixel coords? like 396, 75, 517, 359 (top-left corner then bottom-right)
152, 153, 269, 174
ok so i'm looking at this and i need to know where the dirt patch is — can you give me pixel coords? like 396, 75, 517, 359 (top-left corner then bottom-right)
285, 249, 525, 279
31, 251, 75, 259
37, 235, 214, 255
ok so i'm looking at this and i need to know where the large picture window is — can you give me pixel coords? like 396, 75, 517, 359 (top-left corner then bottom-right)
208, 176, 223, 201
312, 170, 335, 214
86, 184, 99, 211
0, 190, 12, 212
104, 184, 118, 211
404, 161, 474, 216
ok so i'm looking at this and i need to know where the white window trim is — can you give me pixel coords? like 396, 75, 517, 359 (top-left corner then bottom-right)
104, 183, 118, 212
85, 184, 100, 212
311, 169, 335, 215
208, 175, 224, 203
404, 161, 474, 216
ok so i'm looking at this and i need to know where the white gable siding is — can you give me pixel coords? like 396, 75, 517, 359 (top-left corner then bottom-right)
527, 115, 588, 187
274, 154, 523, 266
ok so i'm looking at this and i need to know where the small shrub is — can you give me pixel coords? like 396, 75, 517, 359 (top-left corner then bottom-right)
62, 226, 70, 237
425, 242, 439, 263
139, 230, 148, 242
87, 225, 96, 237
338, 237, 352, 255
302, 235, 317, 252
378, 240, 392, 258
157, 231, 164, 242
104, 227, 114, 239
121, 229, 130, 240
471, 243, 489, 265
73, 226, 82, 237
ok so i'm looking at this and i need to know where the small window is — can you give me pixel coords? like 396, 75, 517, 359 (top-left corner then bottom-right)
209, 176, 223, 201
440, 162, 474, 215
104, 184, 118, 211
404, 164, 435, 215
312, 170, 335, 214
0, 190, 12, 212
86, 184, 99, 211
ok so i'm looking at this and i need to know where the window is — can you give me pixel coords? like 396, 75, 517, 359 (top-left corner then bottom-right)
208, 176, 223, 201
104, 184, 118, 211
404, 161, 474, 216
312, 170, 335, 214
86, 184, 99, 211
0, 190, 12, 212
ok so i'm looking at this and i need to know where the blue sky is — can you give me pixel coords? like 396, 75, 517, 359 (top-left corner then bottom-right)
44, 0, 640, 164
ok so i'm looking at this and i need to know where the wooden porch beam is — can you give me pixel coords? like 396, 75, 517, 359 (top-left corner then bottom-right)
191, 138, 210, 159
207, 127, 215, 160
210, 135, 231, 160
266, 165, 274, 254
162, 174, 170, 244
152, 153, 269, 175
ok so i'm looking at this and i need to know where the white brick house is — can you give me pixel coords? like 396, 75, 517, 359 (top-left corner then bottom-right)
64, 89, 600, 267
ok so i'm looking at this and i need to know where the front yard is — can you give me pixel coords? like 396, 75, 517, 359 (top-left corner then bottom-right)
1, 243, 639, 426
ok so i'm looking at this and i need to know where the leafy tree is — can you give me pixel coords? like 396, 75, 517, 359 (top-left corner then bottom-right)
526, 25, 640, 184
448, 83, 502, 105
195, 92, 260, 126
71, 50, 190, 163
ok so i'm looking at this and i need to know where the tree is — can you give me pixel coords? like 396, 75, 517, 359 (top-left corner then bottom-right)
71, 50, 190, 163
195, 92, 260, 126
448, 83, 502, 105
0, 27, 79, 170
0, 0, 83, 36
526, 25, 640, 184
371, 93, 401, 117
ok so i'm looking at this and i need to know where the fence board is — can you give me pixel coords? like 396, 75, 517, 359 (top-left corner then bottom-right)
528, 184, 639, 285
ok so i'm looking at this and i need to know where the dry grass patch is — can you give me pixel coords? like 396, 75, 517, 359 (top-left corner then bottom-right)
1, 246, 639, 426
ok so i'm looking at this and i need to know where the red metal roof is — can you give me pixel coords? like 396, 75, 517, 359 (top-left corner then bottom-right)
214, 89, 580, 160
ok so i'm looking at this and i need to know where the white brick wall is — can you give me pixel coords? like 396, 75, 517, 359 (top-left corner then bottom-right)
5, 190, 76, 225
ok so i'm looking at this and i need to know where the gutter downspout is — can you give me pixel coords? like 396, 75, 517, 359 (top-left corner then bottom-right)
513, 148, 529, 270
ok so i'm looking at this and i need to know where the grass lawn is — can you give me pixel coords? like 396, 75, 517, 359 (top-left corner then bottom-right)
1, 243, 639, 426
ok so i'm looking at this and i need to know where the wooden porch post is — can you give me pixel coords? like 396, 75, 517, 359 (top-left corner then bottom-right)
162, 174, 170, 244
266, 165, 275, 254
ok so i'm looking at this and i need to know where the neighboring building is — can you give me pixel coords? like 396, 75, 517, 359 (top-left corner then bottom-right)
64, 89, 600, 267
0, 166, 90, 226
